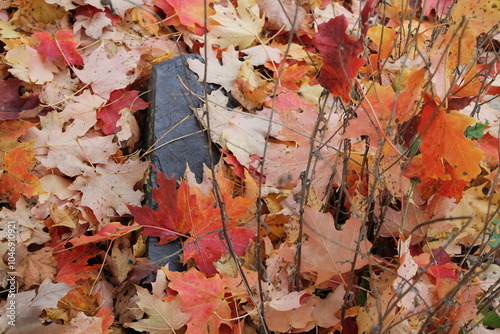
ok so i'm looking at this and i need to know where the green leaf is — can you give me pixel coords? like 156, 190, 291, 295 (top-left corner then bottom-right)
465, 121, 488, 139
488, 217, 500, 248
481, 308, 500, 328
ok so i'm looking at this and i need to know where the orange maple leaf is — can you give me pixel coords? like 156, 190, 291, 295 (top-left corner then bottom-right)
165, 267, 232, 334
0, 146, 45, 206
411, 98, 484, 182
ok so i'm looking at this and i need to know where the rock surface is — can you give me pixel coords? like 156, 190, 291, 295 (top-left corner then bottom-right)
144, 54, 219, 271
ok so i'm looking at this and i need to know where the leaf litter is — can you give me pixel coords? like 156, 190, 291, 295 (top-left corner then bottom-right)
0, 0, 499, 333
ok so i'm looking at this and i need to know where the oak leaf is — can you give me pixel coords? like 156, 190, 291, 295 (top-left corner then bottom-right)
124, 286, 190, 334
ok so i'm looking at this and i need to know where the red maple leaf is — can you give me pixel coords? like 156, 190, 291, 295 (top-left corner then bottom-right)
178, 173, 256, 275
129, 167, 256, 275
33, 29, 83, 66
127, 170, 188, 245
0, 78, 41, 119
54, 244, 102, 284
97, 89, 150, 135
313, 16, 365, 103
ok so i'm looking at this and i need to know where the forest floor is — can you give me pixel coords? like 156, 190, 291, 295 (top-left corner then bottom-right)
0, 0, 499, 333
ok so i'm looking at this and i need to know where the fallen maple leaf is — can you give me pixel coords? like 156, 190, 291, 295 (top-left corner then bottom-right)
277, 207, 372, 284
428, 185, 500, 245
10, 0, 67, 30
17, 247, 57, 288
68, 158, 149, 222
82, 0, 145, 17
0, 79, 41, 119
265, 292, 316, 332
255, 88, 342, 197
33, 29, 83, 66
408, 98, 484, 183
188, 45, 243, 92
313, 15, 365, 103
193, 89, 281, 167
0, 146, 45, 206
127, 167, 191, 245
342, 82, 396, 146
67, 311, 103, 333
73, 6, 116, 39
65, 222, 141, 248
124, 285, 190, 334
0, 120, 37, 154
5, 44, 59, 84
154, 0, 214, 35
54, 244, 102, 284
0, 199, 50, 266
97, 89, 149, 135
208, 0, 265, 49
178, 170, 256, 275
3, 278, 74, 334
74, 46, 141, 99
24, 108, 118, 177
165, 267, 232, 334
257, 0, 306, 32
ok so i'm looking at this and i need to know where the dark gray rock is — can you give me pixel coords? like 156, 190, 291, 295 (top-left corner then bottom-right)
143, 54, 219, 272
145, 53, 219, 183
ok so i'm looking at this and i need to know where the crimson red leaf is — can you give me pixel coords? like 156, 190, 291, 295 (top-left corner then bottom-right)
313, 16, 365, 103
0, 78, 40, 119
127, 169, 183, 245
33, 29, 83, 66
97, 89, 150, 134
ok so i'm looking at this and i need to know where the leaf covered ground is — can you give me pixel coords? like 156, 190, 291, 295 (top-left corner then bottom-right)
0, 0, 499, 333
